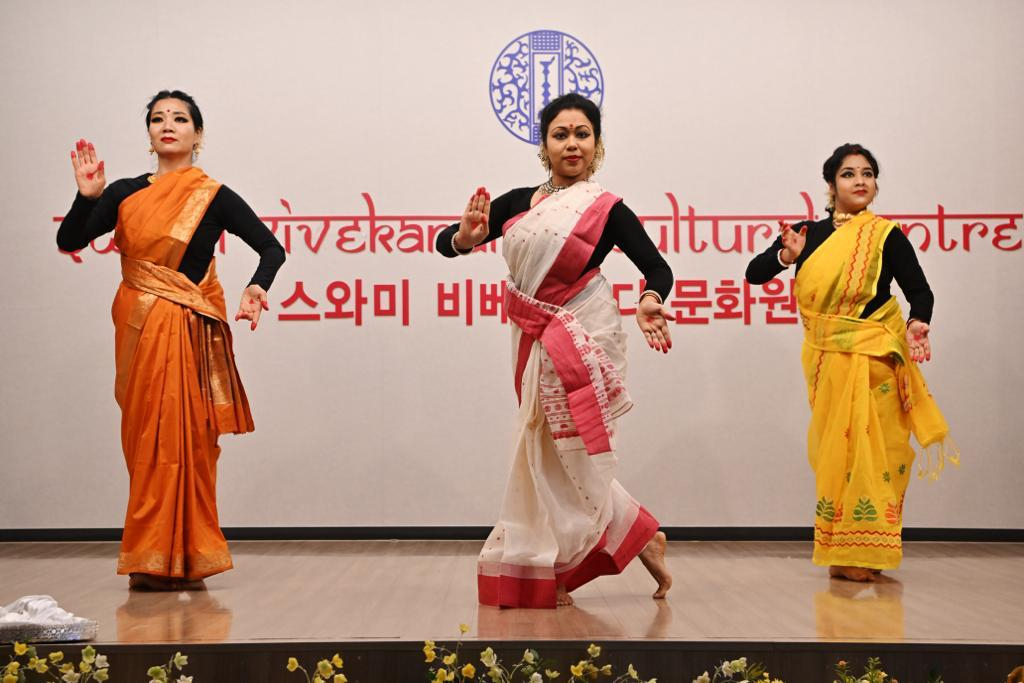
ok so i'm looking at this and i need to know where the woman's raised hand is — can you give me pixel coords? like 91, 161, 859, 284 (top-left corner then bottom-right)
456, 187, 491, 251
636, 295, 673, 354
235, 284, 270, 331
70, 138, 106, 199
779, 220, 807, 264
906, 320, 931, 363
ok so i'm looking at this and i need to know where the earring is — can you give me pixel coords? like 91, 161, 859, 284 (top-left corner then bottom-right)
149, 145, 155, 155
192, 144, 200, 161
588, 139, 606, 176
537, 145, 550, 172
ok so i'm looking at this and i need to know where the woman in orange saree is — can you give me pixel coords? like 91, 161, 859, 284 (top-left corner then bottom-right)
57, 90, 286, 590
746, 143, 957, 582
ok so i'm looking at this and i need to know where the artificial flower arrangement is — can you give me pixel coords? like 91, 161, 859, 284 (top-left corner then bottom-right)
3, 644, 191, 683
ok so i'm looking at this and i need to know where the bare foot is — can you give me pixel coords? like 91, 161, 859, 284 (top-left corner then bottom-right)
555, 585, 574, 607
638, 531, 672, 599
829, 565, 876, 582
128, 573, 207, 591
128, 573, 180, 591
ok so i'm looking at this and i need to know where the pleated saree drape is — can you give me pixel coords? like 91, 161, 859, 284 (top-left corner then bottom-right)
111, 167, 252, 580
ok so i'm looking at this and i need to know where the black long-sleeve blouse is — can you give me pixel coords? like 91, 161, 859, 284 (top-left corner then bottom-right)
435, 186, 673, 301
57, 174, 286, 291
745, 217, 934, 323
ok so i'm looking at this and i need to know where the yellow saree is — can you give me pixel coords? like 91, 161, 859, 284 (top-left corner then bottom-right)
796, 211, 957, 570
112, 167, 253, 580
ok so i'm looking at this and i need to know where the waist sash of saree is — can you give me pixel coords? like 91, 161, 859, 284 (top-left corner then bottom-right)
802, 296, 957, 478
118, 255, 253, 436
506, 272, 622, 456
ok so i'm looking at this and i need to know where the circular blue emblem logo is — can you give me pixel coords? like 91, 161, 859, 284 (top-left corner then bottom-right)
489, 30, 605, 144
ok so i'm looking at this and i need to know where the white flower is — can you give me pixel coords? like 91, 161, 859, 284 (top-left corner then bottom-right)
523, 649, 536, 664
177, 677, 193, 683
94, 655, 109, 669
693, 673, 711, 683
530, 674, 543, 683
62, 672, 82, 683
721, 661, 734, 676
480, 647, 497, 668
730, 658, 748, 672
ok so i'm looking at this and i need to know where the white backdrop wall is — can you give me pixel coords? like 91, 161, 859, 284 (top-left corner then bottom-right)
1, 1, 1021, 529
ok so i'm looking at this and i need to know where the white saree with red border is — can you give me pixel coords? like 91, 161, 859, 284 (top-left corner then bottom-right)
477, 181, 659, 609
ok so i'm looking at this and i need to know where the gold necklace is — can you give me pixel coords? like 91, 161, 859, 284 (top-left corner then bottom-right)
832, 209, 867, 228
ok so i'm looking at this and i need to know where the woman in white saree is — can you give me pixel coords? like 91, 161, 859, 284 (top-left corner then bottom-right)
437, 94, 675, 608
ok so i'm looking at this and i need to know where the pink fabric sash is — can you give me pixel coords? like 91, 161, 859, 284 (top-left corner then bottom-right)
505, 191, 621, 455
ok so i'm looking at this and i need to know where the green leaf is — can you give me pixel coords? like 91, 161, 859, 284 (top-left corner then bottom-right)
816, 497, 836, 521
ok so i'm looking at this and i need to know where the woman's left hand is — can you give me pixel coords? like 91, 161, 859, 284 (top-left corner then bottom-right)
636, 296, 673, 354
906, 320, 931, 362
235, 284, 269, 331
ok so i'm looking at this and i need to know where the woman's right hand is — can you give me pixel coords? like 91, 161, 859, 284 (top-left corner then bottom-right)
779, 220, 807, 264
71, 138, 106, 199
455, 187, 490, 251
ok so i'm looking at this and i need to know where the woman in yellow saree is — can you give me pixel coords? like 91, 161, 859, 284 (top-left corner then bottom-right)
57, 90, 286, 590
746, 143, 956, 582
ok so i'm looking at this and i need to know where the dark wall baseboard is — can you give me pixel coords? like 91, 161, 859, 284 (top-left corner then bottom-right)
1, 526, 1021, 543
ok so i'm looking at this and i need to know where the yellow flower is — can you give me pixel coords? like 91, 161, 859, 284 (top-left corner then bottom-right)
480, 647, 497, 668
49, 651, 65, 663
523, 650, 536, 664
82, 646, 96, 664
571, 663, 585, 677
460, 623, 470, 634
317, 659, 334, 677
79, 660, 93, 673
462, 663, 476, 678
627, 664, 639, 680
434, 668, 449, 683
424, 640, 436, 649
333, 675, 348, 683
33, 661, 49, 674
600, 664, 612, 675
443, 653, 457, 666
545, 669, 561, 678
424, 648, 437, 663
13, 643, 28, 656
61, 662, 75, 673
5, 663, 18, 674
94, 670, 110, 682
331, 654, 344, 668
587, 644, 601, 659
286, 658, 299, 672
3, 673, 16, 683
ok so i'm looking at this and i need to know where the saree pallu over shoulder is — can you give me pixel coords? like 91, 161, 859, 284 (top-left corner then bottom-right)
111, 166, 249, 581
504, 182, 631, 456
796, 212, 957, 570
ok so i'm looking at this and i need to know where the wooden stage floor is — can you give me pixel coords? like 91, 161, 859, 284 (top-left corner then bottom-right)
2, 539, 1021, 648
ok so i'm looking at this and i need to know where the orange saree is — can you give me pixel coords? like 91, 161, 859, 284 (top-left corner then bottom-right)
111, 167, 253, 580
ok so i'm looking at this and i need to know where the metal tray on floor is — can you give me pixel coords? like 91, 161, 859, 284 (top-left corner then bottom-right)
0, 619, 98, 643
